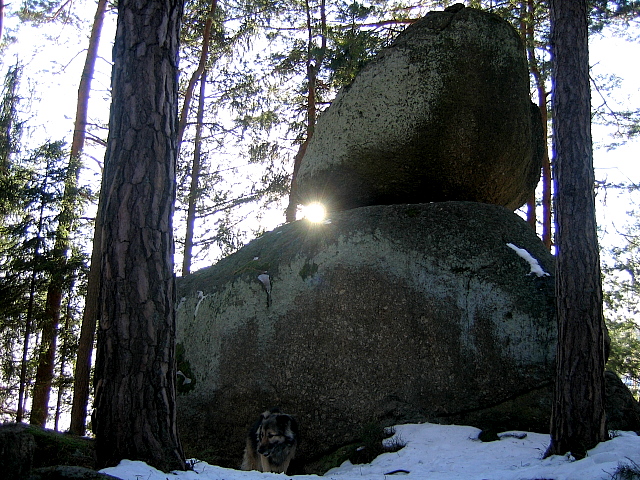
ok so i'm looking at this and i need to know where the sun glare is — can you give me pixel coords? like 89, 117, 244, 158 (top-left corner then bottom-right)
302, 202, 327, 223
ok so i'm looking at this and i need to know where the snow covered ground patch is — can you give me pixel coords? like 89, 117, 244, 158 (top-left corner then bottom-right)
100, 423, 640, 480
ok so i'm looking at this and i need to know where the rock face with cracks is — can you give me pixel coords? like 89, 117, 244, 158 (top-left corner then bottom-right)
293, 6, 544, 212
175, 202, 556, 471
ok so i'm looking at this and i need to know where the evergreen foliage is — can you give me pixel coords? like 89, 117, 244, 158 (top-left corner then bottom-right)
603, 211, 640, 397
0, 140, 88, 422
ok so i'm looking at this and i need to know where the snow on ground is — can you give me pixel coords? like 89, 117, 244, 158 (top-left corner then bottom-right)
100, 423, 640, 480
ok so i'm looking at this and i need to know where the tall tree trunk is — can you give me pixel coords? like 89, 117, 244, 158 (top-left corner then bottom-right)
285, 0, 326, 222
68, 0, 108, 436
526, 0, 552, 250
177, 0, 217, 273
518, 5, 536, 231
176, 0, 217, 151
545, 0, 607, 459
93, 0, 186, 471
29, 284, 61, 426
54, 296, 73, 431
17, 255, 40, 424
0, 0, 4, 46
69, 207, 101, 435
182, 70, 206, 276
30, 0, 107, 419
540, 103, 552, 250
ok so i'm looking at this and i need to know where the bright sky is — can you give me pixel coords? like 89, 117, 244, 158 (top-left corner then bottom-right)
589, 31, 640, 251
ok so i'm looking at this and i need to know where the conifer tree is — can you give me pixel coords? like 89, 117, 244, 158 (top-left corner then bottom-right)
545, 0, 607, 458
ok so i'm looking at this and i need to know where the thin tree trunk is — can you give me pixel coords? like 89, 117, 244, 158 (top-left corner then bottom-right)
176, 0, 217, 151
545, 0, 606, 459
285, 140, 308, 222
526, 0, 552, 249
285, 0, 326, 222
540, 107, 552, 250
519, 5, 536, 231
93, 0, 186, 471
68, 0, 108, 436
29, 286, 61, 426
182, 70, 207, 276
54, 296, 73, 431
0, 0, 4, 46
17, 263, 39, 424
69, 207, 101, 435
177, 0, 217, 272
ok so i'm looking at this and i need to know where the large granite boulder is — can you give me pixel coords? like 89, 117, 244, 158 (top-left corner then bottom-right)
175, 202, 556, 470
293, 6, 544, 212
0, 423, 96, 480
0, 423, 36, 480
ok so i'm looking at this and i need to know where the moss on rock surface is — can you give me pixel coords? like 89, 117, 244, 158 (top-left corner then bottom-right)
175, 202, 556, 471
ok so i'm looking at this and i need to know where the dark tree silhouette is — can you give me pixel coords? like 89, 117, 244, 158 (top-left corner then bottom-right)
545, 0, 607, 459
92, 0, 186, 471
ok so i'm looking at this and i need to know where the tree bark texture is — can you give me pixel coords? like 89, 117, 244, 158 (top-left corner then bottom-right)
93, 0, 186, 471
546, 0, 607, 459
69, 0, 109, 436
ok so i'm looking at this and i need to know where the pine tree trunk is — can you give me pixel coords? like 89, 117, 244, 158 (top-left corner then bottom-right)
545, 0, 607, 459
526, 0, 552, 249
69, 206, 101, 435
0, 0, 4, 46
285, 0, 326, 222
524, 0, 551, 246
68, 0, 108, 436
534, 64, 553, 251
182, 70, 206, 276
29, 286, 61, 427
93, 0, 186, 471
176, 0, 217, 151
55, 298, 73, 431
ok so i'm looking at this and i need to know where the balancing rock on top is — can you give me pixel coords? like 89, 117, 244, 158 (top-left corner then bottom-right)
293, 5, 544, 212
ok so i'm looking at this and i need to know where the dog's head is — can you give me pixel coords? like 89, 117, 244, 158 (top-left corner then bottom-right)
255, 409, 298, 463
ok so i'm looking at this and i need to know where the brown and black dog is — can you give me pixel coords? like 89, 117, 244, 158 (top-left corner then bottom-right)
241, 407, 299, 473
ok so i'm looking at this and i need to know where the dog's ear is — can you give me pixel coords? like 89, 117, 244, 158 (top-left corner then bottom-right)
261, 407, 281, 418
276, 414, 299, 443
